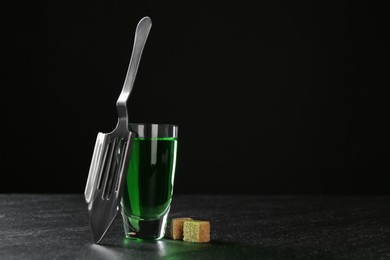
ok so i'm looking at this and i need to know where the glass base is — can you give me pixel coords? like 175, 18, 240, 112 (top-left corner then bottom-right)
121, 209, 170, 240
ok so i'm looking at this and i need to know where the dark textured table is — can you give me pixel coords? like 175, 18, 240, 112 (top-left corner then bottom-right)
0, 194, 389, 259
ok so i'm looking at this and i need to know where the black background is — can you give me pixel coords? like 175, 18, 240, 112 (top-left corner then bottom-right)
1, 1, 389, 194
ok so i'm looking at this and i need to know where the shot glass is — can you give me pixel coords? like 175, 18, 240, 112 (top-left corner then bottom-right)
120, 123, 178, 240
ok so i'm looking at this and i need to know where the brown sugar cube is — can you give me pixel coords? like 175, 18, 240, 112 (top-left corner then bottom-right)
183, 220, 210, 243
171, 218, 193, 240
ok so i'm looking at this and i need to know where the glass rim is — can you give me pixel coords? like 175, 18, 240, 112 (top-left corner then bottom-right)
129, 123, 178, 138
129, 123, 178, 127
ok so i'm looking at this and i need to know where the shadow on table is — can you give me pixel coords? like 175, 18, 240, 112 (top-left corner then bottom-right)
82, 238, 329, 260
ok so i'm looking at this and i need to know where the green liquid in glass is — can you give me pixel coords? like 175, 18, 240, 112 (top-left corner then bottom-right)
122, 137, 177, 220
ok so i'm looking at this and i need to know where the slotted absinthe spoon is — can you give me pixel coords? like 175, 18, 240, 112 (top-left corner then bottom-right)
84, 16, 152, 244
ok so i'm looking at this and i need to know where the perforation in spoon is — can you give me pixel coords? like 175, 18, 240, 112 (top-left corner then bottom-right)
103, 138, 119, 199
97, 142, 112, 191
115, 141, 128, 193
